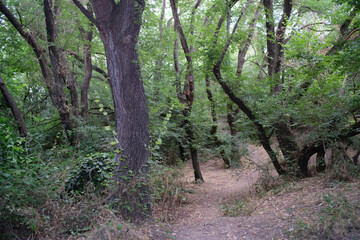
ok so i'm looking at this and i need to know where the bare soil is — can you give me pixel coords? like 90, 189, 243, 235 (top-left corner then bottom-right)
160, 145, 360, 240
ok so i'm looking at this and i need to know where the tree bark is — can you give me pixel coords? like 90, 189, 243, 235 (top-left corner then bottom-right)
353, 149, 360, 165
79, 10, 94, 122
236, 6, 260, 76
274, 120, 299, 173
75, 0, 150, 221
263, 0, 293, 92
0, 73, 28, 138
65, 71, 80, 119
205, 75, 231, 168
170, 0, 204, 182
226, 103, 238, 136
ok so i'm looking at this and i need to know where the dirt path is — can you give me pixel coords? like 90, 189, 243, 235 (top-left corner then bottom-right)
164, 144, 360, 240
168, 145, 289, 240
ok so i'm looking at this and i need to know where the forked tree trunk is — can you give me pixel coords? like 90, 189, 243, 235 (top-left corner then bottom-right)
0, 73, 28, 138
170, 0, 204, 182
74, 0, 150, 221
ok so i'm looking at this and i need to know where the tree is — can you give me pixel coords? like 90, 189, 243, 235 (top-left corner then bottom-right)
73, 0, 151, 221
170, 0, 204, 182
0, 0, 76, 145
0, 73, 28, 137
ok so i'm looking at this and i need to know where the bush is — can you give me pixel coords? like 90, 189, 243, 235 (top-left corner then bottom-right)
0, 121, 55, 239
65, 152, 116, 194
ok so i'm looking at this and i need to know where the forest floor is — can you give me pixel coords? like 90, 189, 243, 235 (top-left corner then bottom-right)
152, 144, 360, 240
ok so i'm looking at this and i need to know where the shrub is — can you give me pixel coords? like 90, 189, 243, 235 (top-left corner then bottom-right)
0, 121, 55, 239
65, 152, 116, 194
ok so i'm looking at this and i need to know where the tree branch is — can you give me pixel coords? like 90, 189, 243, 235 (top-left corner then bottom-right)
72, 0, 98, 26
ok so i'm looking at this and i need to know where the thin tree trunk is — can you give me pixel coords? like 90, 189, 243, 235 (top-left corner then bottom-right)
65, 71, 80, 119
173, 37, 188, 162
170, 0, 204, 182
0, 73, 28, 137
236, 6, 260, 76
226, 102, 238, 136
213, 65, 285, 175
184, 108, 204, 182
79, 9, 94, 122
205, 75, 230, 168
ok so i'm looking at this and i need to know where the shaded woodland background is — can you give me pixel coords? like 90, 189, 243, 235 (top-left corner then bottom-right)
0, 0, 359, 239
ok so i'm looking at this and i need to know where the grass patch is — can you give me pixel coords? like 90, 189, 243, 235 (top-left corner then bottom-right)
220, 199, 255, 217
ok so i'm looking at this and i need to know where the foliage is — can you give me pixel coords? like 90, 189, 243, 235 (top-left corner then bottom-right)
0, 119, 57, 239
1, 0, 360, 237
65, 152, 116, 194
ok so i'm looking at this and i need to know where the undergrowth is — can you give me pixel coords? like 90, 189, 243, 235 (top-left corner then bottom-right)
220, 199, 254, 217
286, 192, 360, 239
149, 160, 188, 221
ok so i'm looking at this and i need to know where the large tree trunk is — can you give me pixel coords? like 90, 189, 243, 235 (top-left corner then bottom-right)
274, 120, 299, 172
296, 122, 360, 176
74, 0, 150, 221
0, 73, 28, 138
